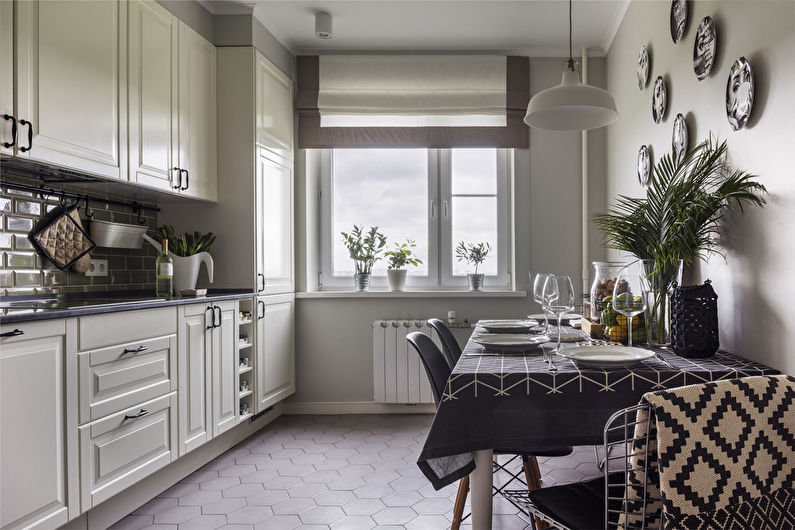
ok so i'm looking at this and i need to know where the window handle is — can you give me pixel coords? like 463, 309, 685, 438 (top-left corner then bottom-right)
430, 200, 436, 219
442, 200, 449, 218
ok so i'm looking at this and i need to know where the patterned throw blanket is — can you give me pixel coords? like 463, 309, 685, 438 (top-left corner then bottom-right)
628, 375, 795, 529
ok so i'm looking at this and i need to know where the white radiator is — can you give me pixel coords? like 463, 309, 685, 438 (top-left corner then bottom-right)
373, 320, 437, 404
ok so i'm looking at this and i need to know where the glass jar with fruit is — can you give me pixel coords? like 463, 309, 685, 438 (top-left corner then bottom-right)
590, 262, 630, 323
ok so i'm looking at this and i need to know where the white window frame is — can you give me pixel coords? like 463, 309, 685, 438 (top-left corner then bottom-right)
319, 148, 512, 290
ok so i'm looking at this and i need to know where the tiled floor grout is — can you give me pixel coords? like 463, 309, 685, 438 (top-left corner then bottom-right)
112, 414, 602, 530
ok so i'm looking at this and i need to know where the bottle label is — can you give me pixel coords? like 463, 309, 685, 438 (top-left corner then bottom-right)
158, 263, 173, 277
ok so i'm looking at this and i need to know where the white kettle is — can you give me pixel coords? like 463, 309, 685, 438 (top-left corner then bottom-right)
142, 234, 214, 293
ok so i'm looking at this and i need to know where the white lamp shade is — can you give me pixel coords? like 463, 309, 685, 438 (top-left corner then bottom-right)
524, 68, 618, 130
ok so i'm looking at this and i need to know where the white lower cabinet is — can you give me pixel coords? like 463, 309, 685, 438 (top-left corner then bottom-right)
1, 319, 79, 530
256, 294, 295, 412
212, 302, 237, 436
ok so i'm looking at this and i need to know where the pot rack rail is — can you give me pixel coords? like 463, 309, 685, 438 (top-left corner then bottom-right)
1, 180, 160, 223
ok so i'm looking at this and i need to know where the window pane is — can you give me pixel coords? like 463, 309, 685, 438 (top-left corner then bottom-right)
332, 149, 428, 276
451, 149, 497, 195
451, 196, 498, 276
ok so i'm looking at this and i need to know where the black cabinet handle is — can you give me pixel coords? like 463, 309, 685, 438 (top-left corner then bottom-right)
2, 114, 16, 148
122, 345, 148, 354
213, 305, 221, 328
180, 169, 189, 191
206, 305, 215, 329
257, 300, 265, 320
172, 167, 182, 190
18, 119, 32, 152
0, 329, 24, 338
257, 273, 265, 292
124, 408, 149, 420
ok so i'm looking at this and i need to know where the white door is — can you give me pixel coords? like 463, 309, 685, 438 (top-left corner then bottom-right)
256, 295, 295, 412
256, 152, 294, 294
178, 304, 213, 455
15, 0, 127, 180
1, 319, 78, 529
128, 0, 179, 192
212, 302, 237, 436
178, 22, 217, 201
255, 53, 293, 160
0, 0, 13, 155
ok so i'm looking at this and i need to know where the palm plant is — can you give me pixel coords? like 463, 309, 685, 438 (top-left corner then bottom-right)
341, 225, 387, 275
594, 137, 766, 342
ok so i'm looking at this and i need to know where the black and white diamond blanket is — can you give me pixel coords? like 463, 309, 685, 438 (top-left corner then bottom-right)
643, 375, 795, 529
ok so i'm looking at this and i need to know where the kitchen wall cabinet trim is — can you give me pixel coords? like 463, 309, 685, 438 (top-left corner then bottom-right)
256, 293, 295, 412
1, 318, 79, 529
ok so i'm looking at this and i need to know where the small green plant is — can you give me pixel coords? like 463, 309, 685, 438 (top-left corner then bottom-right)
341, 225, 387, 275
455, 241, 491, 274
385, 240, 423, 270
156, 225, 216, 257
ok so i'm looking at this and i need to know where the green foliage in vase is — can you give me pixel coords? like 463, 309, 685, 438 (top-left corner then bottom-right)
156, 225, 216, 257
385, 240, 423, 270
341, 225, 387, 275
455, 241, 492, 275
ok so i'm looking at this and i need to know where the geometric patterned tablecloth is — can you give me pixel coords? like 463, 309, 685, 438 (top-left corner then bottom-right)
417, 325, 779, 490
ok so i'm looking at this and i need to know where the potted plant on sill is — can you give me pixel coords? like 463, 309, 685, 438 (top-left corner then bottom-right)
341, 225, 387, 292
456, 241, 492, 291
385, 240, 422, 292
594, 138, 765, 344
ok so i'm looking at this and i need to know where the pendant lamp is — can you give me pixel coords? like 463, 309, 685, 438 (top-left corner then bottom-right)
524, 0, 618, 130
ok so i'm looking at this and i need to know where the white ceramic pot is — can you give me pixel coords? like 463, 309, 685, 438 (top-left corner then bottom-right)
143, 234, 214, 294
387, 269, 407, 291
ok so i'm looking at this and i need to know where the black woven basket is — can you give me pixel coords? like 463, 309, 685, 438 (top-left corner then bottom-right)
670, 280, 719, 358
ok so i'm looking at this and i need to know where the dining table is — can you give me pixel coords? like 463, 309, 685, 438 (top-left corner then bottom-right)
416, 321, 779, 529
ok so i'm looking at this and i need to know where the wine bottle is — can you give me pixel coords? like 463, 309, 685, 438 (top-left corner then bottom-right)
155, 239, 173, 298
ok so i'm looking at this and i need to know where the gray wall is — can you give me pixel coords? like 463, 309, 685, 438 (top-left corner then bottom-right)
605, 1, 795, 374
291, 57, 607, 404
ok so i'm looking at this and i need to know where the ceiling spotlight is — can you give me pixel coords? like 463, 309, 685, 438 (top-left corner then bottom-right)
315, 11, 333, 39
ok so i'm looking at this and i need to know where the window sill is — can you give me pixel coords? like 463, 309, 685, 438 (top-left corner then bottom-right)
295, 289, 527, 299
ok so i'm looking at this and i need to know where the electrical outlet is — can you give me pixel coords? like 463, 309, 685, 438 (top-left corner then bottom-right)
85, 259, 108, 277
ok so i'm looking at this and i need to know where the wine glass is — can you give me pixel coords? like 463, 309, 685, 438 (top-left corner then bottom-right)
543, 275, 575, 353
532, 273, 554, 333
612, 274, 649, 347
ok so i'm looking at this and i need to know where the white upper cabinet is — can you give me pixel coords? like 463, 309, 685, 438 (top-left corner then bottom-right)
15, 0, 127, 180
178, 22, 218, 201
256, 54, 293, 161
128, 0, 179, 192
256, 149, 294, 294
0, 0, 14, 156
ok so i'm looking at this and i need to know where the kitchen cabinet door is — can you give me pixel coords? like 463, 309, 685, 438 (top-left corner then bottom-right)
255, 53, 293, 161
15, 0, 127, 180
0, 0, 13, 156
178, 304, 213, 456
256, 151, 294, 295
256, 294, 295, 412
177, 22, 217, 201
1, 319, 79, 529
128, 0, 179, 192
212, 301, 237, 436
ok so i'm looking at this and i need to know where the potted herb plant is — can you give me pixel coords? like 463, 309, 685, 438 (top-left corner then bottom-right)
385, 240, 423, 292
595, 138, 765, 344
142, 226, 216, 293
341, 225, 387, 291
456, 241, 492, 291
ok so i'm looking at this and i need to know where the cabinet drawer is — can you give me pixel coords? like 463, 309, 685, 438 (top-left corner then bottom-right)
80, 392, 177, 509
78, 307, 177, 350
79, 334, 177, 424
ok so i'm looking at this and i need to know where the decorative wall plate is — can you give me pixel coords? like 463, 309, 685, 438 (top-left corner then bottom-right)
670, 0, 688, 43
652, 76, 667, 123
672, 113, 688, 164
637, 145, 651, 187
637, 45, 649, 90
693, 16, 717, 80
726, 57, 754, 131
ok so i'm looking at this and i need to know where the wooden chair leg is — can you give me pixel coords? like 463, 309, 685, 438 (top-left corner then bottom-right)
451, 475, 469, 530
522, 456, 547, 529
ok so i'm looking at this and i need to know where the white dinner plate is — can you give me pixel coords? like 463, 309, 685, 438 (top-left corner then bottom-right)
557, 345, 654, 369
527, 313, 582, 323
472, 334, 549, 352
548, 329, 586, 343
478, 319, 539, 333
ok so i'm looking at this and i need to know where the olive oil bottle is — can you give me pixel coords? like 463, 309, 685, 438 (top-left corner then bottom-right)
155, 239, 173, 298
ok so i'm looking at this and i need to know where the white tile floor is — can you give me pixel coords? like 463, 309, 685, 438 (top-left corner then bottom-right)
113, 414, 602, 530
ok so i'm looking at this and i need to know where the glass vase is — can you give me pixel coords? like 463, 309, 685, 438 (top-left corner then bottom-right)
640, 259, 683, 346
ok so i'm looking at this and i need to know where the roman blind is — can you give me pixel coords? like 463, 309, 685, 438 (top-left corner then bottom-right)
297, 55, 529, 148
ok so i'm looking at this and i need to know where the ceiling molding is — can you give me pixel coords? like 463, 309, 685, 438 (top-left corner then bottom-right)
198, 0, 256, 15
291, 47, 607, 58
600, 0, 631, 54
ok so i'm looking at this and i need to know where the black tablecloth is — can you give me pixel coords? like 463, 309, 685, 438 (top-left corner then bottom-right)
417, 325, 778, 490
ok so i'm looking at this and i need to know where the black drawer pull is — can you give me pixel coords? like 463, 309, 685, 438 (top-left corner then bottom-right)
172, 167, 182, 190
18, 119, 32, 152
257, 300, 265, 320
180, 169, 189, 191
0, 329, 24, 337
2, 114, 16, 148
122, 345, 148, 354
124, 408, 149, 420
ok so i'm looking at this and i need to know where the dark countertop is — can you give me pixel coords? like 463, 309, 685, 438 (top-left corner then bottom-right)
0, 289, 258, 325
